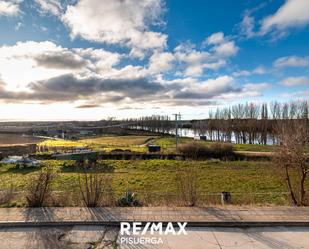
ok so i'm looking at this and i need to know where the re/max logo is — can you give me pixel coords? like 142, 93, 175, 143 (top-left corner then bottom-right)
120, 222, 188, 235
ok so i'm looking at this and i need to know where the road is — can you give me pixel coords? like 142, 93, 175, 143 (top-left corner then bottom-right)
0, 225, 308, 249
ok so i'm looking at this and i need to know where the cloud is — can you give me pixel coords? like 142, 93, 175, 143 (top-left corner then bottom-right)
0, 69, 267, 107
0, 41, 122, 90
232, 70, 252, 77
174, 44, 212, 77
14, 21, 23, 30
243, 82, 271, 91
30, 74, 164, 99
0, 75, 5, 88
204, 32, 239, 57
281, 90, 309, 98
34, 51, 89, 69
0, 73, 165, 104
205, 32, 225, 45
75, 104, 101, 109
239, 14, 256, 38
173, 33, 238, 77
148, 52, 175, 74
220, 82, 270, 100
156, 99, 217, 107
173, 76, 236, 99
232, 66, 267, 77
34, 0, 62, 16
74, 48, 122, 73
282, 76, 309, 86
172, 78, 270, 102
213, 41, 238, 57
62, 0, 167, 58
0, 38, 259, 108
0, 0, 20, 16
260, 0, 309, 35
274, 56, 309, 67
252, 66, 267, 74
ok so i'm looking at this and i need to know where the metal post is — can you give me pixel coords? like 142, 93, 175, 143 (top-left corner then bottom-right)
221, 192, 232, 205
173, 113, 181, 149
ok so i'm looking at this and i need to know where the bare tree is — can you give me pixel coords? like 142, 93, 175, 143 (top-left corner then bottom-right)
78, 161, 112, 207
274, 121, 309, 206
26, 167, 57, 207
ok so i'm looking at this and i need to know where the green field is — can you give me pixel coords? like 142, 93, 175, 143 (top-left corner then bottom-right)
24, 135, 295, 207
0, 159, 303, 207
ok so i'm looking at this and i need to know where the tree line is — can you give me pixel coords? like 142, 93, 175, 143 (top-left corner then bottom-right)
192, 101, 309, 145
125, 115, 174, 134
123, 101, 309, 145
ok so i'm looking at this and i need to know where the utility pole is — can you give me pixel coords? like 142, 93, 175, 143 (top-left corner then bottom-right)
173, 113, 181, 149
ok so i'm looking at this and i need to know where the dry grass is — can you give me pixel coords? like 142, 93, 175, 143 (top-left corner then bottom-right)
39, 139, 84, 147
81, 135, 155, 146
38, 135, 156, 153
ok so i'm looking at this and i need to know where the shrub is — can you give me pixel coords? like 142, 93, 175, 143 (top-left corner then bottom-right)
209, 142, 235, 160
117, 190, 141, 207
0, 187, 14, 206
176, 167, 198, 206
78, 161, 113, 207
26, 167, 56, 207
178, 142, 209, 160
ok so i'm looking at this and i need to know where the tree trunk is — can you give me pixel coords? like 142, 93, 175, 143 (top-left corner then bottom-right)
285, 165, 298, 205
300, 170, 307, 206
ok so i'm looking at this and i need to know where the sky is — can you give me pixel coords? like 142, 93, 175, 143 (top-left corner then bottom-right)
0, 0, 309, 121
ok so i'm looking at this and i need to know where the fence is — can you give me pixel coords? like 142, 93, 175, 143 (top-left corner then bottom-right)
0, 189, 292, 207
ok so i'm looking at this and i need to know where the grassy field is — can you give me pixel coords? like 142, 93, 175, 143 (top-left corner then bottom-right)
39, 139, 84, 147
38, 135, 274, 153
39, 135, 156, 153
0, 159, 304, 206
81, 135, 155, 152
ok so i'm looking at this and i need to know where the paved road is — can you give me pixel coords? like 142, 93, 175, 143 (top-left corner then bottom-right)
0, 207, 308, 248
0, 225, 308, 249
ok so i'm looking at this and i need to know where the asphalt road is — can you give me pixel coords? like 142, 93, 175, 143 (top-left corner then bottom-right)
0, 225, 308, 249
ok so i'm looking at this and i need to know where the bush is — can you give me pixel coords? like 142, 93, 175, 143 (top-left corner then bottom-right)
176, 168, 198, 206
209, 142, 235, 160
0, 188, 14, 206
26, 167, 56, 207
178, 142, 235, 160
178, 142, 209, 160
117, 190, 141, 207
78, 161, 113, 207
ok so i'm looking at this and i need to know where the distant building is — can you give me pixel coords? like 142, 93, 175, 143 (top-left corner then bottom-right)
80, 130, 95, 136
73, 147, 91, 153
148, 145, 161, 153
194, 135, 207, 141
